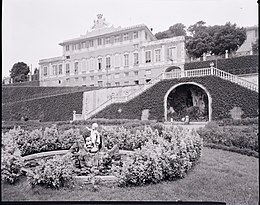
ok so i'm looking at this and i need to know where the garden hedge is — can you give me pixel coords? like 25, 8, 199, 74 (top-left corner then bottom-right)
93, 76, 258, 121
184, 55, 258, 75
2, 92, 83, 122
2, 86, 98, 104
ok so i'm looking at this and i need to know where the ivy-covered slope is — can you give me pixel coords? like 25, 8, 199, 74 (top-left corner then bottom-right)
93, 76, 258, 121
184, 55, 258, 75
2, 86, 98, 104
2, 92, 83, 122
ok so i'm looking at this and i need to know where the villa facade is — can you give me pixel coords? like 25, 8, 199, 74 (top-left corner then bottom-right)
39, 14, 186, 87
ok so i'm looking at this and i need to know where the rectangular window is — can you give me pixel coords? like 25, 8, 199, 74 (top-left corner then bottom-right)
98, 81, 103, 87
81, 42, 86, 49
145, 51, 151, 63
133, 32, 138, 39
134, 53, 139, 65
106, 57, 111, 69
82, 60, 86, 73
124, 81, 129, 85
66, 64, 70, 75
168, 47, 176, 61
82, 77, 86, 81
145, 69, 151, 75
155, 49, 161, 62
115, 73, 120, 79
124, 54, 129, 67
58, 64, 62, 75
66, 78, 70, 82
98, 75, 102, 80
107, 74, 111, 80
43, 67, 48, 76
90, 76, 94, 81
134, 71, 139, 76
89, 40, 94, 47
124, 72, 129, 77
123, 33, 129, 41
105, 37, 110, 44
74, 62, 79, 75
98, 39, 102, 46
114, 35, 120, 43
65, 45, 70, 51
90, 58, 95, 71
115, 82, 120, 86
52, 65, 58, 76
75, 77, 79, 81
106, 82, 111, 87
98, 58, 102, 70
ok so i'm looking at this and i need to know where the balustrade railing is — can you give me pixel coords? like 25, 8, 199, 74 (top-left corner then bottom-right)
79, 67, 258, 120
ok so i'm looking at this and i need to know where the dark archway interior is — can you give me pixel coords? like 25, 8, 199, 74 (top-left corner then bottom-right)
167, 84, 209, 121
165, 66, 181, 72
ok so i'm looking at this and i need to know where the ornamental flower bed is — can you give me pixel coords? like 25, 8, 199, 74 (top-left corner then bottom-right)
1, 124, 203, 188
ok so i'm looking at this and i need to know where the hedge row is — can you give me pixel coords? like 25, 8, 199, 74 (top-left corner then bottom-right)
2, 80, 40, 87
2, 86, 98, 104
94, 76, 258, 121
2, 125, 203, 187
184, 55, 258, 75
197, 122, 258, 157
2, 92, 83, 122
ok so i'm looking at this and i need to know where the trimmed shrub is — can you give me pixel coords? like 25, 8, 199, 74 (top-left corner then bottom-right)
217, 117, 258, 126
1, 132, 25, 184
27, 154, 75, 189
101, 125, 160, 150
184, 55, 258, 75
4, 126, 82, 156
112, 127, 203, 186
2, 92, 84, 122
197, 124, 258, 156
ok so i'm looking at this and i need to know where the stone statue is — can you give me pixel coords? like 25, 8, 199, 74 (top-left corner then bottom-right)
69, 124, 119, 169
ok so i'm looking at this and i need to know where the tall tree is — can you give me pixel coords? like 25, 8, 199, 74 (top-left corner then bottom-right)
10, 62, 30, 83
155, 23, 186, 39
210, 22, 246, 55
187, 21, 207, 36
185, 22, 246, 58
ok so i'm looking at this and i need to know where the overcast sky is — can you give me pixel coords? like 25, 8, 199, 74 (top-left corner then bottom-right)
2, 0, 258, 78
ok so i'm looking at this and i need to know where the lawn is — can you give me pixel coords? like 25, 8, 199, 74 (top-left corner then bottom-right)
1, 147, 259, 205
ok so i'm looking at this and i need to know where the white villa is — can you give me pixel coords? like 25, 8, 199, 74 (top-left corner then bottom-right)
39, 14, 186, 87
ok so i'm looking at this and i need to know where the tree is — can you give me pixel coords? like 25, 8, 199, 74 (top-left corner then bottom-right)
10, 62, 30, 83
187, 21, 207, 36
155, 23, 186, 39
252, 39, 258, 54
210, 22, 246, 55
185, 21, 246, 58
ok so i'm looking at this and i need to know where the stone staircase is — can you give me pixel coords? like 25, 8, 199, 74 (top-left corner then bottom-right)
74, 67, 258, 120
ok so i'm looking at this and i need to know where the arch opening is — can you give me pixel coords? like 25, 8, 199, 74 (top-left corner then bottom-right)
165, 66, 181, 72
164, 82, 212, 122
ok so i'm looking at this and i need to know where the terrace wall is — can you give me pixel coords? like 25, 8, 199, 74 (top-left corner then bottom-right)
93, 76, 258, 121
